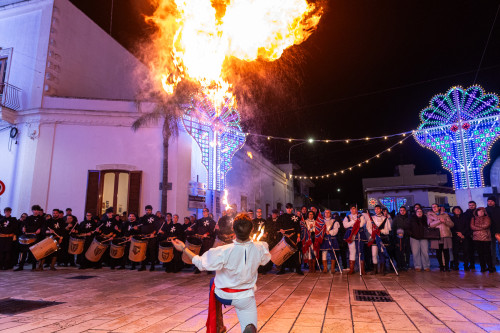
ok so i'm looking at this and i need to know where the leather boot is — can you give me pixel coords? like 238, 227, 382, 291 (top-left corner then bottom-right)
368, 263, 378, 275
360, 260, 365, 275
243, 324, 257, 333
310, 260, 316, 273
216, 300, 226, 333
36, 259, 44, 271
379, 262, 385, 275
50, 256, 57, 271
347, 260, 355, 275
322, 260, 328, 273
331, 260, 336, 273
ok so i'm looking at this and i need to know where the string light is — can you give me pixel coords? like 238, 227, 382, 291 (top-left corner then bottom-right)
293, 136, 412, 180
246, 129, 413, 143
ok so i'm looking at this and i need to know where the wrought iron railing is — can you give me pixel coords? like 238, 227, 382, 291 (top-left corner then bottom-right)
0, 83, 21, 110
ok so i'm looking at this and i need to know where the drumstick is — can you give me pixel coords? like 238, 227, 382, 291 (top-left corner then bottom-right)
69, 222, 78, 234
157, 221, 166, 233
279, 228, 294, 233
48, 227, 62, 239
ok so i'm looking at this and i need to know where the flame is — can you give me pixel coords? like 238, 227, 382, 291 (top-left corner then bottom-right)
146, 0, 323, 110
222, 189, 231, 210
252, 225, 265, 241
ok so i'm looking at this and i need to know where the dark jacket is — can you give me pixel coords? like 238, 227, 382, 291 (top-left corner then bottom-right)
392, 213, 410, 236
409, 215, 427, 240
451, 214, 472, 237
485, 205, 500, 234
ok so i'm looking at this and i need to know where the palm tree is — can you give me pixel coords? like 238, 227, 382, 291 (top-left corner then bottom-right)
132, 80, 198, 213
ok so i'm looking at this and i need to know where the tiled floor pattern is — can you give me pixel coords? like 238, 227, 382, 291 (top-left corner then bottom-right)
1, 267, 500, 332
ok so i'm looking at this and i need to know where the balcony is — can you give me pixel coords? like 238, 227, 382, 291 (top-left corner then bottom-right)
0, 83, 21, 111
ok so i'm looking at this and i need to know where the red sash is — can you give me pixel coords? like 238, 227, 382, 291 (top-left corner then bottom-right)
207, 282, 250, 333
346, 218, 361, 244
367, 215, 386, 247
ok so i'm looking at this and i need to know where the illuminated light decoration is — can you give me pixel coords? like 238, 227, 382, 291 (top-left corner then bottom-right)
413, 85, 500, 190
379, 197, 408, 212
182, 92, 246, 191
247, 151, 253, 159
368, 198, 378, 208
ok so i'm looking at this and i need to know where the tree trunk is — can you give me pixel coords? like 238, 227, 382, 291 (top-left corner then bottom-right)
161, 119, 170, 213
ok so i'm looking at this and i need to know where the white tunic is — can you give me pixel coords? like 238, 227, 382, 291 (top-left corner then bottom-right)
365, 214, 392, 235
192, 239, 271, 300
342, 214, 367, 229
304, 219, 315, 232
323, 218, 340, 236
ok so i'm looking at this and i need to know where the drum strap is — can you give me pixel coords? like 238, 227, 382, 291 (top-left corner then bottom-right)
207, 279, 250, 333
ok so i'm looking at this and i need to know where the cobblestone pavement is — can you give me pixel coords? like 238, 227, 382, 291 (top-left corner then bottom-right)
1, 265, 500, 333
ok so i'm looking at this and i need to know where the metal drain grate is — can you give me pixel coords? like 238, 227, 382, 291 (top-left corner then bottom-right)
354, 290, 393, 302
0, 298, 64, 315
66, 275, 97, 280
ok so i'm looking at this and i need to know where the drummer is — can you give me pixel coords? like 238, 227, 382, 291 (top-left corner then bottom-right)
173, 213, 270, 333
258, 209, 279, 274
138, 205, 159, 272
95, 207, 117, 269
72, 212, 98, 269
186, 208, 216, 274
251, 209, 266, 235
0, 208, 17, 270
15, 205, 45, 271
216, 207, 235, 245
121, 212, 141, 270
160, 213, 185, 273
277, 203, 303, 275
43, 209, 65, 271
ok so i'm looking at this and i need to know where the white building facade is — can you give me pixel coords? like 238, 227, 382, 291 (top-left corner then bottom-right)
362, 164, 457, 211
0, 0, 296, 219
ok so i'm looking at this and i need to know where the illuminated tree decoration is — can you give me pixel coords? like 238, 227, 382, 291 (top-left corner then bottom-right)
413, 85, 500, 189
182, 92, 246, 191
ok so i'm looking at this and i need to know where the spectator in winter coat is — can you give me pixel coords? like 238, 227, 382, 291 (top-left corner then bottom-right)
486, 196, 500, 265
471, 207, 495, 273
409, 209, 430, 271
427, 204, 454, 272
450, 206, 473, 271
392, 207, 411, 270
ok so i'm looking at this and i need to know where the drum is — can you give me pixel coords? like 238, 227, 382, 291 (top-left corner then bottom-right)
213, 236, 231, 248
85, 236, 109, 262
29, 236, 59, 260
110, 238, 126, 259
19, 234, 37, 245
158, 241, 174, 263
182, 237, 202, 264
270, 236, 297, 266
68, 236, 85, 255
128, 236, 148, 263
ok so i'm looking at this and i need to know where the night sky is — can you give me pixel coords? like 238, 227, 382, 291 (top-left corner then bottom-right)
71, 0, 500, 208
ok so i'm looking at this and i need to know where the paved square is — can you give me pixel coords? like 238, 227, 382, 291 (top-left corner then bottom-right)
1, 267, 500, 332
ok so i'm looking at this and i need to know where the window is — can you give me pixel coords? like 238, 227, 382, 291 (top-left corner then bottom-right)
435, 196, 448, 206
85, 170, 141, 217
241, 196, 248, 211
0, 58, 7, 85
0, 57, 7, 96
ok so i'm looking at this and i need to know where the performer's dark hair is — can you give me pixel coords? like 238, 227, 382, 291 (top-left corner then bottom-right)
374, 205, 382, 209
233, 213, 253, 241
